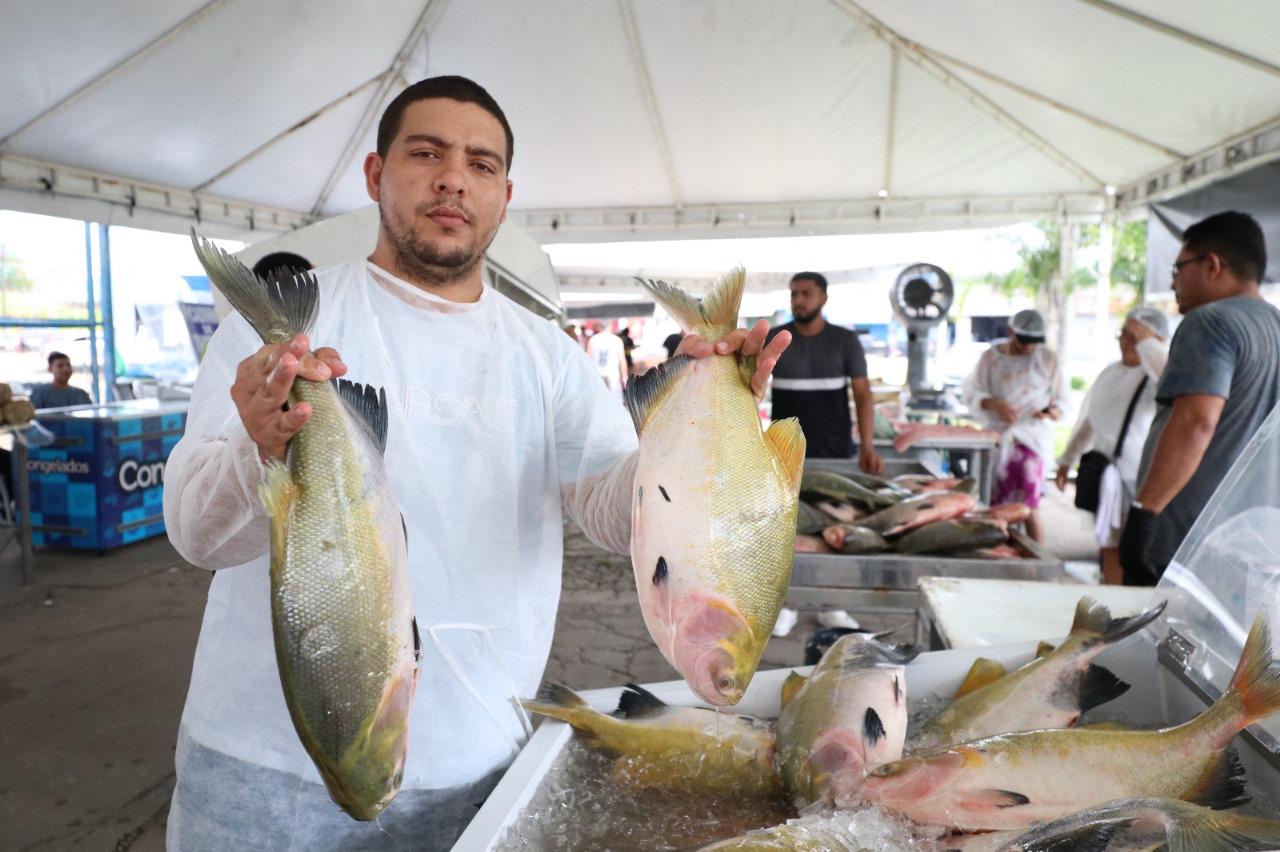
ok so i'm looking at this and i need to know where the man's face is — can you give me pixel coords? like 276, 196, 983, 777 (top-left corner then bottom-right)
1170, 246, 1218, 314
789, 278, 827, 324
50, 358, 72, 384
364, 98, 512, 285
1118, 326, 1139, 366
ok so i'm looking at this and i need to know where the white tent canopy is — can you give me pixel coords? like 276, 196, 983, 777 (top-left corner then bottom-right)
4, 0, 1280, 242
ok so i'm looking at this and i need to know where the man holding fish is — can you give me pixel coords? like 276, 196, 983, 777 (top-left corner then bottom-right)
164, 76, 792, 850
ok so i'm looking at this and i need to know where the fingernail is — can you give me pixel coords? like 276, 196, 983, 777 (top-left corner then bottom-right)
317, 364, 331, 378
716, 342, 728, 353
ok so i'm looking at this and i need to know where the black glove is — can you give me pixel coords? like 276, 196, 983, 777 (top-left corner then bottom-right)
1119, 506, 1159, 586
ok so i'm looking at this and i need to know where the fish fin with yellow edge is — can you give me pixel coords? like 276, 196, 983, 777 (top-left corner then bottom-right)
1183, 745, 1250, 811
780, 672, 808, 709
1079, 664, 1130, 714
1035, 641, 1056, 658
953, 657, 1007, 699
764, 417, 806, 495
638, 268, 745, 342
623, 355, 694, 435
257, 461, 297, 568
1168, 806, 1280, 852
519, 682, 596, 730
1225, 611, 1280, 728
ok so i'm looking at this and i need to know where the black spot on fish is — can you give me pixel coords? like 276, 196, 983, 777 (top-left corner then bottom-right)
893, 675, 901, 704
993, 790, 1031, 808
653, 556, 668, 586
637, 486, 644, 506
411, 617, 421, 661
863, 707, 885, 745
658, 485, 671, 502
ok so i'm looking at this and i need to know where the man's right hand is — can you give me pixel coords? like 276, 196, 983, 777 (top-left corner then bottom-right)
1054, 464, 1070, 492
231, 334, 347, 462
982, 397, 1018, 425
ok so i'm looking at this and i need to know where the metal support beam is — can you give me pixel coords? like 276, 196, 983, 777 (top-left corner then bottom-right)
882, 47, 899, 195
924, 46, 1186, 160
1076, 0, 1280, 79
0, 0, 227, 149
97, 224, 117, 402
310, 0, 445, 217
84, 223, 101, 404
0, 153, 310, 235
1095, 211, 1114, 369
618, 0, 683, 208
828, 0, 1106, 189
193, 72, 385, 192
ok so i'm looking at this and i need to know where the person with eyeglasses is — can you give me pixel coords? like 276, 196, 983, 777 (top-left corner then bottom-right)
1055, 306, 1169, 583
1119, 210, 1280, 585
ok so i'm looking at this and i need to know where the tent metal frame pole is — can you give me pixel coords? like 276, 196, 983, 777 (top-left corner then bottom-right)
882, 46, 900, 195
828, 0, 1106, 189
193, 73, 385, 193
83, 223, 101, 404
0, 0, 227, 150
618, 0, 683, 209
1076, 0, 1280, 79
922, 46, 1186, 160
309, 0, 444, 217
97, 224, 117, 402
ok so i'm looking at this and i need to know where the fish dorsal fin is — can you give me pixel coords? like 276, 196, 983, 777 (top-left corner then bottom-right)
615, 683, 668, 718
1035, 641, 1056, 658
954, 657, 1007, 699
781, 672, 808, 709
332, 379, 389, 455
764, 417, 806, 495
638, 268, 745, 341
624, 355, 693, 435
536, 682, 588, 709
1184, 745, 1251, 811
191, 230, 318, 344
1079, 664, 1130, 714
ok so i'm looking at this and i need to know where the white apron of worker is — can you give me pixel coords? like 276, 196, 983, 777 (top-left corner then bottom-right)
163, 258, 637, 851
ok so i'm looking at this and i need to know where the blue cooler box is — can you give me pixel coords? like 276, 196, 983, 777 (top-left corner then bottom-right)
27, 399, 188, 549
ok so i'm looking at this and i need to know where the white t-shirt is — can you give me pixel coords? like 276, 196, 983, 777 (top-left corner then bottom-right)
586, 330, 626, 394
164, 259, 637, 791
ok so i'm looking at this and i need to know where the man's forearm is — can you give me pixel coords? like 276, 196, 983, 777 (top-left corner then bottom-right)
1135, 396, 1223, 512
852, 380, 876, 447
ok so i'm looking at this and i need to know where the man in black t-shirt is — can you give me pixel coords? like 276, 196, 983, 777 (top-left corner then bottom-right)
765, 272, 884, 472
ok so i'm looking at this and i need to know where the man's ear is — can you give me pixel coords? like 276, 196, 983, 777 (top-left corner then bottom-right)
364, 152, 384, 202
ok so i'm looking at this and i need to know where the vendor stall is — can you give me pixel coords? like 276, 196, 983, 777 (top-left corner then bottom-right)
26, 399, 187, 551
851, 433, 997, 503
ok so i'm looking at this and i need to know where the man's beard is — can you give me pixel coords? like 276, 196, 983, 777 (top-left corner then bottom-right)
380, 198, 485, 288
793, 307, 820, 324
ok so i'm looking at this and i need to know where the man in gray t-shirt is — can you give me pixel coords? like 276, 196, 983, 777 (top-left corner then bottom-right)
1120, 211, 1280, 583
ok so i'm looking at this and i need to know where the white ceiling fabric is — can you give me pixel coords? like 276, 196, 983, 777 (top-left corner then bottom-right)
3, 0, 1279, 241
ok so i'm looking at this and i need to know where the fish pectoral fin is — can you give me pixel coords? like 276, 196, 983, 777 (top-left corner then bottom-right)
953, 657, 1007, 699
257, 461, 297, 565
1183, 744, 1250, 811
780, 672, 808, 709
1079, 664, 1130, 714
1035, 641, 1056, 658
954, 789, 1030, 811
764, 417, 806, 495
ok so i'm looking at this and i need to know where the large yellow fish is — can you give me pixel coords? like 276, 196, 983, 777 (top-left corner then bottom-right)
627, 270, 804, 706
860, 611, 1280, 832
193, 236, 418, 820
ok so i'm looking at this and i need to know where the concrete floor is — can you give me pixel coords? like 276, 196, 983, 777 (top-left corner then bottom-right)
0, 485, 1098, 850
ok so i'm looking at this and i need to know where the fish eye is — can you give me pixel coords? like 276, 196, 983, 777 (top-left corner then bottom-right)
717, 674, 737, 693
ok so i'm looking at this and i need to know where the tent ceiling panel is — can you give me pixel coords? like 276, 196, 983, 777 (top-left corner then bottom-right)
5, 0, 422, 191
2, 1, 1279, 239
420, 0, 675, 211
632, 0, 891, 203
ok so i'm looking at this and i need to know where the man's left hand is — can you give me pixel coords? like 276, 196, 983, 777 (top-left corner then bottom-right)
677, 320, 791, 401
859, 445, 885, 476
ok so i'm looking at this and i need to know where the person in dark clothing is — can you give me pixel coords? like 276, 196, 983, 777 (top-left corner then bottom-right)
251, 251, 313, 283
662, 332, 684, 359
30, 351, 92, 409
618, 327, 635, 373
765, 272, 884, 472
1120, 210, 1280, 584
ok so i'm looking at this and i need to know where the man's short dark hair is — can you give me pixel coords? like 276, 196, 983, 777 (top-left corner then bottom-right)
376, 76, 514, 171
791, 271, 829, 292
48, 351, 70, 367
252, 252, 313, 283
1182, 210, 1267, 283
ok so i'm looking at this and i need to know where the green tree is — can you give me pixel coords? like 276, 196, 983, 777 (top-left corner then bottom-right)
0, 244, 35, 293
1110, 219, 1147, 300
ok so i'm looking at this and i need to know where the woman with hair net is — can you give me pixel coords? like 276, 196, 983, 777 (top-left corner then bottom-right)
1056, 306, 1170, 583
962, 309, 1067, 543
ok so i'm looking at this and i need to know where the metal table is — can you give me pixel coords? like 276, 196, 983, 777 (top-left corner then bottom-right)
0, 422, 47, 585
850, 434, 998, 502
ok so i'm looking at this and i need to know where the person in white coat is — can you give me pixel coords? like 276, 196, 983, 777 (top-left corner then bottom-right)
1055, 307, 1170, 583
162, 76, 791, 851
961, 309, 1067, 543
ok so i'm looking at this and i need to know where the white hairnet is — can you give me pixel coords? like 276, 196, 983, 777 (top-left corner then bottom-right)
1126, 305, 1170, 338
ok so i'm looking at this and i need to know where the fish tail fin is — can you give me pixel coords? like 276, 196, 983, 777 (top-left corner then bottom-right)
1183, 745, 1250, 811
1226, 611, 1280, 728
624, 354, 693, 434
1168, 805, 1280, 852
519, 682, 594, 727
638, 268, 744, 341
1078, 664, 1130, 714
1070, 596, 1167, 644
191, 230, 318, 344
764, 417, 806, 495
